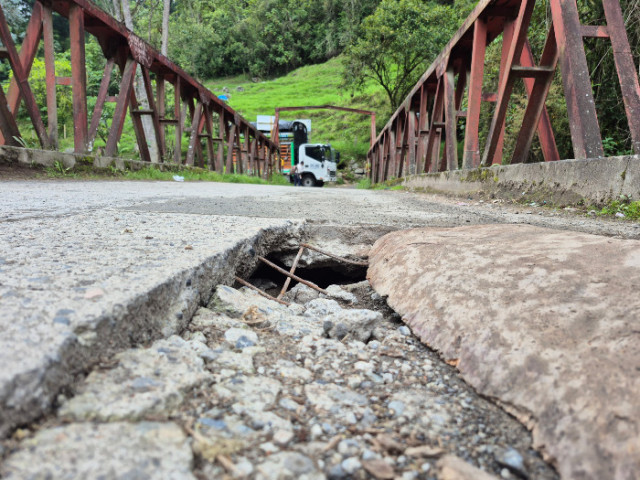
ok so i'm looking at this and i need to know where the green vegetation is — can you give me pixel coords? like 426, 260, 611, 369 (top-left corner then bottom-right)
342, 0, 459, 110
598, 197, 640, 220
356, 178, 372, 189
42, 162, 291, 185
356, 176, 404, 190
164, 0, 381, 79
122, 167, 290, 185
205, 57, 387, 165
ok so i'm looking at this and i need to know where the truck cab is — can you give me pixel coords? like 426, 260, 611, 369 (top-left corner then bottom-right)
295, 143, 338, 187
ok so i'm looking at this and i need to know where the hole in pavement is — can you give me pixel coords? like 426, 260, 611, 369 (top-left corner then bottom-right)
241, 250, 368, 296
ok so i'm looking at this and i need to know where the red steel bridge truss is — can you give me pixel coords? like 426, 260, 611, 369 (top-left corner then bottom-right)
0, 0, 279, 175
367, 0, 640, 183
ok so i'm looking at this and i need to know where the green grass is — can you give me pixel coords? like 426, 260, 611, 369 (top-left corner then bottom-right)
122, 167, 290, 185
205, 56, 388, 165
597, 198, 640, 220
41, 161, 291, 186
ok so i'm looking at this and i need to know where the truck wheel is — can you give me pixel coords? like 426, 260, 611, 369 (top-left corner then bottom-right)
301, 174, 316, 187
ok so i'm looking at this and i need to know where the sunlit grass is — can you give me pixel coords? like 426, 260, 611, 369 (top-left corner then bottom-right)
204, 56, 388, 164
122, 167, 291, 185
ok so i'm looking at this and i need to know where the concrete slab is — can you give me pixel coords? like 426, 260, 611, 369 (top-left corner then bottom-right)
0, 201, 301, 436
367, 225, 640, 479
0, 178, 639, 453
1, 421, 195, 479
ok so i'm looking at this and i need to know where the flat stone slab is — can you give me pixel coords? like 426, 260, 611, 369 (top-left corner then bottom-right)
0, 421, 195, 479
367, 224, 640, 480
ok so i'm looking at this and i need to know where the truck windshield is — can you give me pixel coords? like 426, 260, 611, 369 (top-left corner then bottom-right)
305, 145, 324, 162
323, 146, 335, 162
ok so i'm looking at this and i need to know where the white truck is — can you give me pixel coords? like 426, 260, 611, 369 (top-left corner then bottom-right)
293, 143, 338, 187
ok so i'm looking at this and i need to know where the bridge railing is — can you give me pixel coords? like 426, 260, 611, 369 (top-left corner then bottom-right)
0, 0, 279, 176
367, 0, 640, 183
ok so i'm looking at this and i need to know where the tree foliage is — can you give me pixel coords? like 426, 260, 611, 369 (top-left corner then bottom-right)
164, 0, 380, 78
341, 0, 458, 111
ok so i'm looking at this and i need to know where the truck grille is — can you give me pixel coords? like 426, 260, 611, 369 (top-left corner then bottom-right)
329, 170, 336, 176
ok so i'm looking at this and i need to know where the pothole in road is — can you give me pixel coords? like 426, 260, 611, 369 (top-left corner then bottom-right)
176, 237, 558, 479
179, 275, 558, 480
0, 228, 558, 480
243, 250, 368, 295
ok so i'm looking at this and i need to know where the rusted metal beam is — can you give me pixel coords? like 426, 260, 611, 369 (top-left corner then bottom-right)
203, 105, 216, 170
88, 57, 115, 149
43, 4, 58, 148
407, 111, 417, 174
105, 58, 137, 157
416, 84, 429, 173
0, 4, 49, 148
0, 85, 21, 145
174, 76, 182, 164
4, 1, 43, 117
425, 77, 445, 173
217, 113, 225, 173
511, 33, 560, 164
481, 0, 536, 166
580, 25, 608, 38
257, 256, 328, 296
519, 40, 560, 162
226, 120, 236, 173
550, 0, 603, 159
156, 74, 167, 155
368, 0, 638, 174
443, 66, 458, 171
235, 276, 290, 307
128, 82, 152, 163
601, 0, 640, 154
186, 102, 203, 166
0, 0, 278, 171
69, 4, 88, 153
396, 112, 408, 178
463, 18, 487, 169
141, 66, 165, 161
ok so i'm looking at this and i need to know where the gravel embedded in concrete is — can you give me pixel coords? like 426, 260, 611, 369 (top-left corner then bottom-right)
59, 335, 213, 421
1, 422, 195, 479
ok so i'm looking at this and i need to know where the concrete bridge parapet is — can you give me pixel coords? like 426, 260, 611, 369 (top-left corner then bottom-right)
401, 154, 640, 206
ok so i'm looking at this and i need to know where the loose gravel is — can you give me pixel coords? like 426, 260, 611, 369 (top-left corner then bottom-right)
1, 280, 559, 480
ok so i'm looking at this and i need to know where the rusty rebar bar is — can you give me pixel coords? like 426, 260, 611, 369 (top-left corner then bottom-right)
234, 276, 290, 306
257, 256, 328, 295
301, 243, 369, 266
277, 246, 305, 299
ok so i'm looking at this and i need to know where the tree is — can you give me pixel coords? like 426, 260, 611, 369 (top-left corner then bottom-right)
161, 0, 170, 56
342, 0, 458, 111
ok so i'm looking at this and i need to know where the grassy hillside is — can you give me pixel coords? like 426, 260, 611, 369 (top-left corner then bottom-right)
204, 56, 388, 165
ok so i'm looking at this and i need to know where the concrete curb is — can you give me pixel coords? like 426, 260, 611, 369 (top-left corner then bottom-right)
0, 145, 154, 171
401, 155, 640, 205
